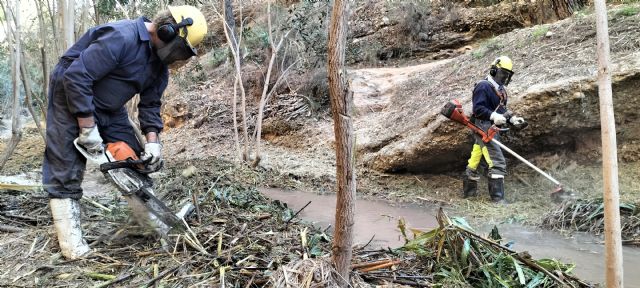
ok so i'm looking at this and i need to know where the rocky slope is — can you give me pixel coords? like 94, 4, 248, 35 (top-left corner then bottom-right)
357, 9, 640, 173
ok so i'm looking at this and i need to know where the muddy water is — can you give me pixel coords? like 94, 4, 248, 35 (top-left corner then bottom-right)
261, 188, 640, 286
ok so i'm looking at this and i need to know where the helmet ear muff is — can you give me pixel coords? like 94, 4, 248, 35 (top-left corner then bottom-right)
489, 58, 501, 76
157, 23, 177, 43
156, 17, 194, 43
489, 65, 498, 77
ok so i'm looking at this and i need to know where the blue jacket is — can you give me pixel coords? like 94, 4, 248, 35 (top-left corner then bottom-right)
61, 17, 168, 133
472, 79, 508, 121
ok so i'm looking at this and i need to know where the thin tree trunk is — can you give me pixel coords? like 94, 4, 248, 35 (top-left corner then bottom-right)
46, 0, 60, 57
220, 0, 248, 161
20, 50, 46, 141
91, 0, 100, 24
35, 0, 49, 118
594, 1, 623, 287
78, 0, 88, 38
57, 0, 65, 55
64, 0, 75, 49
115, 0, 129, 19
232, 77, 240, 162
224, 0, 240, 161
0, 0, 23, 172
223, 0, 237, 54
253, 3, 278, 167
327, 0, 355, 285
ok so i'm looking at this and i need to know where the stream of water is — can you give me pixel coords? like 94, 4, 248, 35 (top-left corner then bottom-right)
261, 188, 640, 286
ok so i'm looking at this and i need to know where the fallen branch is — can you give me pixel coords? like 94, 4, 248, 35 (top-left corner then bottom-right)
0, 224, 24, 233
357, 260, 401, 273
142, 265, 180, 288
285, 200, 311, 228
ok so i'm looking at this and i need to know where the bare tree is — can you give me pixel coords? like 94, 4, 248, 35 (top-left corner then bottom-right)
34, 0, 50, 117
252, 3, 294, 167
0, 0, 24, 171
219, 1, 249, 161
594, 1, 623, 286
78, 0, 89, 38
20, 50, 46, 141
45, 0, 61, 56
64, 0, 75, 47
327, 0, 355, 285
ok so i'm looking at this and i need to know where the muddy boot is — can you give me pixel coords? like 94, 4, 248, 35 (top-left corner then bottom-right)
488, 176, 505, 203
50, 198, 91, 259
462, 169, 479, 198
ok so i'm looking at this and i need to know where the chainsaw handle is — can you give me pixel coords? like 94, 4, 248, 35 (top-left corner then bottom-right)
99, 157, 152, 173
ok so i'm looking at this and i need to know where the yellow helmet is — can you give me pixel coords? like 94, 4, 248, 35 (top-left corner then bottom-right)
491, 56, 513, 73
168, 5, 208, 48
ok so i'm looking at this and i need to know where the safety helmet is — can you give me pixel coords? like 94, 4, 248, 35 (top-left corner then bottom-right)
167, 5, 208, 48
489, 56, 514, 86
491, 56, 513, 73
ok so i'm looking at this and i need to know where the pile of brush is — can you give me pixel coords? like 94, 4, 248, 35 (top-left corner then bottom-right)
542, 199, 640, 246
0, 159, 593, 287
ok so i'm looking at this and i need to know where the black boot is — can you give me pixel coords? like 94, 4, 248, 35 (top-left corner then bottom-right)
462, 174, 478, 198
488, 177, 505, 203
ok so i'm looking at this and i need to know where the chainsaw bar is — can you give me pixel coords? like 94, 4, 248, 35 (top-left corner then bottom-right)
103, 167, 187, 232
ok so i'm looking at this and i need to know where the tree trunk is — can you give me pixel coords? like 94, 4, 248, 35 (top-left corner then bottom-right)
91, 0, 100, 24
46, 0, 61, 57
327, 0, 355, 285
221, 0, 249, 161
223, 0, 240, 161
78, 0, 88, 38
0, 0, 23, 172
64, 0, 75, 49
594, 1, 623, 287
35, 0, 49, 118
20, 50, 46, 141
223, 0, 237, 55
253, 3, 277, 167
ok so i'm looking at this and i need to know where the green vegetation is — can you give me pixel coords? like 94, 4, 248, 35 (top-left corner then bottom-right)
399, 210, 591, 287
542, 198, 640, 245
471, 37, 504, 59
531, 26, 550, 38
615, 6, 640, 16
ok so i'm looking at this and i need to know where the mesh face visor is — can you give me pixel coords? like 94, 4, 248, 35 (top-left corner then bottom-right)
157, 36, 196, 64
495, 68, 514, 86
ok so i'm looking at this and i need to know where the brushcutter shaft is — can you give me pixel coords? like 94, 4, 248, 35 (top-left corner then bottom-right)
491, 138, 561, 186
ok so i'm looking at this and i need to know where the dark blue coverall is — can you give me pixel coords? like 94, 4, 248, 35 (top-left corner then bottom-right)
465, 79, 508, 178
43, 17, 168, 200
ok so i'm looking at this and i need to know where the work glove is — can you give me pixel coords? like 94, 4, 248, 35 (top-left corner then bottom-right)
141, 142, 163, 172
77, 126, 103, 154
490, 112, 507, 126
510, 116, 526, 125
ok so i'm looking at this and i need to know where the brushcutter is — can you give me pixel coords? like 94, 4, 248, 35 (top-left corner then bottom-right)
441, 100, 574, 201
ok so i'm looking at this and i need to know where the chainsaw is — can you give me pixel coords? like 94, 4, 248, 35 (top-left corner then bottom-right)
74, 139, 188, 235
441, 100, 574, 201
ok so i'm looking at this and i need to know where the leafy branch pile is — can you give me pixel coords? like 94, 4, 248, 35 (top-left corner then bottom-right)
396, 209, 593, 288
542, 199, 640, 246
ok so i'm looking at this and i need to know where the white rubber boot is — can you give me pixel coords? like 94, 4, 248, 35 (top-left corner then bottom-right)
50, 198, 91, 259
